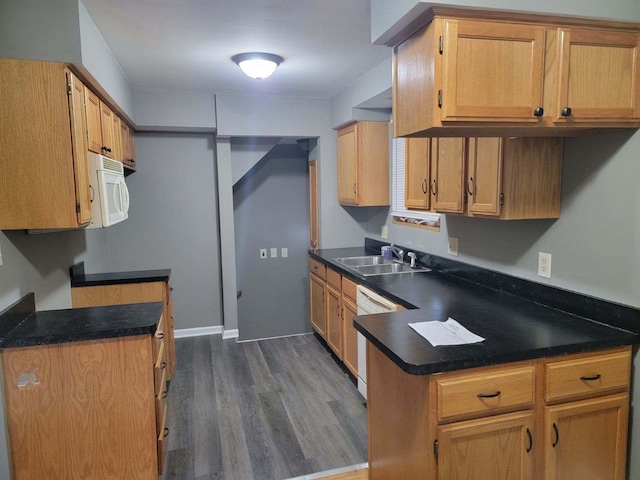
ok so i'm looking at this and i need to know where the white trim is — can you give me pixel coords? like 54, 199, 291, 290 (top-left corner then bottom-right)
235, 331, 312, 343
222, 328, 239, 340
285, 463, 369, 480
174, 326, 222, 338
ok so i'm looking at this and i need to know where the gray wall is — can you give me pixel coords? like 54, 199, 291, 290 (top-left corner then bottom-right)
234, 145, 310, 340
103, 133, 224, 331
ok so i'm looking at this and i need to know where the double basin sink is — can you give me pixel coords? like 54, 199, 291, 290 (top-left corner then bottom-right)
334, 255, 430, 277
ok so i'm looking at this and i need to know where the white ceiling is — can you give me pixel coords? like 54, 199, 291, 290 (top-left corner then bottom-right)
81, 0, 392, 99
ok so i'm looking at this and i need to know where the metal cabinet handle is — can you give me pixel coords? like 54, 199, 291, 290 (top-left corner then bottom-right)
163, 427, 169, 438
353, 183, 357, 194
467, 177, 474, 196
161, 390, 168, 399
526, 428, 533, 453
421, 179, 427, 194
533, 107, 544, 117
156, 332, 164, 339
580, 374, 601, 381
552, 422, 559, 447
477, 391, 501, 399
561, 107, 572, 117
161, 361, 167, 369
430, 180, 437, 196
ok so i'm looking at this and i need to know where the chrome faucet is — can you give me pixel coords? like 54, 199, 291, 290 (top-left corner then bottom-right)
390, 245, 404, 262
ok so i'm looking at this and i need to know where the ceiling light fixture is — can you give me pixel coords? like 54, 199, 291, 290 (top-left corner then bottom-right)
231, 52, 284, 80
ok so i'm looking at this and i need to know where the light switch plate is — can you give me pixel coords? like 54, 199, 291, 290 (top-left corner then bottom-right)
281, 248, 288, 258
260, 249, 267, 259
270, 248, 278, 258
381, 226, 388, 239
447, 237, 459, 256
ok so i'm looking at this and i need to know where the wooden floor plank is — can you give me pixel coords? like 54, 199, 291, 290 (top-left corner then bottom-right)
164, 333, 367, 480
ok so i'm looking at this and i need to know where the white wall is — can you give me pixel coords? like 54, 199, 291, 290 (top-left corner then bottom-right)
371, 0, 640, 43
0, 0, 82, 63
134, 90, 216, 131
78, 1, 135, 118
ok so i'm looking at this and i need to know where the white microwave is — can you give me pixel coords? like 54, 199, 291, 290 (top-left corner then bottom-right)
86, 153, 130, 229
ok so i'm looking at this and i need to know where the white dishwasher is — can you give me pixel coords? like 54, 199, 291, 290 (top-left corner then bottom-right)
356, 285, 397, 399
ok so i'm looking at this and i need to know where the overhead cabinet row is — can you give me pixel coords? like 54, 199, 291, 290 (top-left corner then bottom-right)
0, 59, 136, 230
391, 7, 640, 136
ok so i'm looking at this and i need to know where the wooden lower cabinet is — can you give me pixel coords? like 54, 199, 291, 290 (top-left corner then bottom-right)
438, 411, 534, 480
2, 335, 160, 479
543, 394, 628, 480
342, 296, 358, 376
326, 283, 343, 359
367, 345, 632, 480
310, 273, 326, 338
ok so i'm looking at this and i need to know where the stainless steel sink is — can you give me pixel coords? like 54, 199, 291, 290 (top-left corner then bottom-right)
356, 262, 430, 276
335, 255, 392, 267
334, 255, 430, 276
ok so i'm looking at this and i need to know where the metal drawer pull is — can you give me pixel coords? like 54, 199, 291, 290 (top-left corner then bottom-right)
580, 374, 601, 381
164, 427, 169, 438
526, 428, 533, 453
161, 361, 167, 369
552, 422, 559, 447
161, 390, 168, 399
477, 391, 501, 399
156, 332, 164, 339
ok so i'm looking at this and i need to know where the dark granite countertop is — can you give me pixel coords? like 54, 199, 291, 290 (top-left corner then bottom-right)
70, 261, 171, 287
0, 293, 163, 349
310, 243, 639, 375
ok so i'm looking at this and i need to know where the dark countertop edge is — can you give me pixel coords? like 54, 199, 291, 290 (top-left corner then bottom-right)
0, 326, 155, 349
354, 320, 639, 375
70, 261, 171, 287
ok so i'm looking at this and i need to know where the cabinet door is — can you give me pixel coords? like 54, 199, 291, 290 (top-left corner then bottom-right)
111, 112, 122, 161
405, 138, 431, 210
342, 296, 358, 377
85, 88, 103, 154
554, 28, 640, 122
120, 119, 130, 162
66, 72, 92, 226
310, 274, 326, 338
337, 124, 358, 205
326, 284, 343, 359
467, 138, 503, 216
431, 137, 466, 213
99, 102, 115, 158
441, 20, 545, 122
544, 394, 628, 480
438, 411, 534, 480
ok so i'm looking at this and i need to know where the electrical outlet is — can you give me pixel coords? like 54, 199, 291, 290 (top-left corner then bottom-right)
270, 248, 278, 258
447, 237, 459, 256
260, 249, 267, 259
538, 252, 552, 278
381, 225, 388, 239
281, 247, 288, 258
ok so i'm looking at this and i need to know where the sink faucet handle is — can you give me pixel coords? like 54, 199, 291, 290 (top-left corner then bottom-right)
407, 252, 418, 268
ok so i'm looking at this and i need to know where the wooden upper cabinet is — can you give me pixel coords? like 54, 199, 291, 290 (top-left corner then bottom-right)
99, 102, 115, 158
0, 59, 93, 229
336, 121, 389, 206
111, 110, 122, 161
405, 138, 431, 210
441, 20, 545, 123
67, 72, 92, 226
392, 7, 640, 136
430, 137, 563, 220
550, 28, 640, 122
85, 88, 103, 154
430, 137, 466, 214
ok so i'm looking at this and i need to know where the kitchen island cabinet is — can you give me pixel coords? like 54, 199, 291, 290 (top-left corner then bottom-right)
0, 294, 166, 479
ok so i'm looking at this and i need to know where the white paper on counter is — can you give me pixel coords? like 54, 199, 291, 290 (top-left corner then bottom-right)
408, 318, 485, 347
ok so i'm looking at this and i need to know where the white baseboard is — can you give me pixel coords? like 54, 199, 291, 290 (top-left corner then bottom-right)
222, 328, 239, 339
174, 326, 222, 339
285, 463, 368, 480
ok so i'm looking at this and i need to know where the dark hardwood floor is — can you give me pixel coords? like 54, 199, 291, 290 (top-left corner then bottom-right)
162, 333, 368, 480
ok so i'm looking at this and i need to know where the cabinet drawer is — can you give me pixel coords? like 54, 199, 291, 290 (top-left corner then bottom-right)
326, 267, 341, 290
545, 349, 631, 403
342, 277, 358, 302
436, 364, 535, 422
309, 258, 326, 280
154, 340, 168, 398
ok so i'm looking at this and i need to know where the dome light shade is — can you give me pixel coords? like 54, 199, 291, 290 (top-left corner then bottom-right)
232, 53, 284, 79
